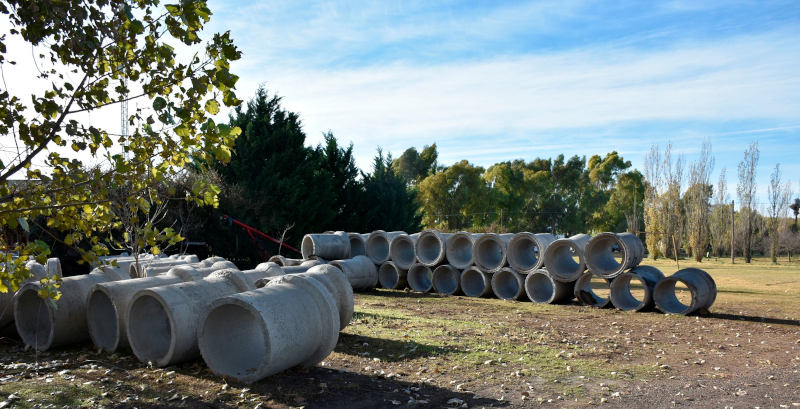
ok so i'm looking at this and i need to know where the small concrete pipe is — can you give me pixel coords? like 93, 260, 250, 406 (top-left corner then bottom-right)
460, 267, 492, 297
524, 269, 574, 304
653, 268, 717, 315
126, 264, 289, 367
445, 232, 483, 269
366, 230, 407, 264
574, 272, 613, 308
198, 269, 347, 383
542, 234, 592, 282
407, 263, 433, 293
130, 259, 188, 278
432, 264, 460, 295
473, 233, 514, 272
378, 261, 407, 290
415, 230, 453, 267
329, 256, 378, 289
86, 260, 238, 352
609, 265, 664, 311
268, 255, 304, 267
507, 233, 556, 273
389, 233, 418, 270
585, 232, 645, 278
0, 262, 54, 330
347, 233, 369, 257
301, 231, 350, 260
491, 267, 525, 300
45, 258, 62, 277
14, 265, 127, 350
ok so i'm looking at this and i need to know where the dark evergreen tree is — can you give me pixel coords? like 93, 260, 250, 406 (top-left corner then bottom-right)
362, 150, 422, 232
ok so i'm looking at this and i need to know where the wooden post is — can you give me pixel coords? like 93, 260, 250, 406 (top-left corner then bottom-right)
730, 200, 735, 264
672, 235, 680, 269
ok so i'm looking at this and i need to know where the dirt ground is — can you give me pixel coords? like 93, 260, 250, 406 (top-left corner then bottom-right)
1, 257, 799, 408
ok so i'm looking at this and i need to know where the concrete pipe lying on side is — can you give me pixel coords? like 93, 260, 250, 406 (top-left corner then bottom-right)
86, 260, 239, 352
445, 232, 483, 269
130, 259, 190, 278
0, 262, 54, 331
609, 265, 664, 311
507, 233, 556, 273
268, 255, 303, 267
460, 266, 492, 298
389, 233, 418, 270
198, 266, 351, 383
415, 230, 453, 267
378, 261, 407, 290
432, 264, 460, 295
329, 256, 377, 290
574, 272, 612, 308
491, 267, 525, 300
366, 230, 407, 264
653, 268, 717, 315
45, 258, 62, 277
542, 234, 592, 282
524, 269, 574, 304
14, 265, 127, 350
473, 233, 513, 272
302, 231, 350, 260
347, 233, 368, 257
585, 232, 644, 279
407, 263, 433, 293
126, 264, 291, 367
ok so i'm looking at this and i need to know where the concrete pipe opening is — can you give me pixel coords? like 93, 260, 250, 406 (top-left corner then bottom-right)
474, 234, 506, 272
13, 287, 54, 350
609, 273, 649, 311
574, 273, 612, 308
348, 233, 367, 257
86, 289, 119, 351
585, 233, 625, 278
445, 232, 474, 269
301, 236, 315, 261
524, 271, 555, 303
415, 231, 445, 266
127, 294, 172, 363
366, 231, 390, 264
432, 265, 459, 295
198, 302, 267, 380
460, 267, 490, 298
389, 235, 416, 270
543, 238, 587, 282
507, 234, 540, 272
654, 268, 716, 315
378, 262, 404, 289
491, 268, 524, 300
407, 264, 433, 292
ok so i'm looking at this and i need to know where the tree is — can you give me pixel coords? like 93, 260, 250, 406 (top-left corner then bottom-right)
685, 142, 714, 261
737, 142, 760, 263
766, 164, 791, 263
0, 0, 241, 295
418, 160, 488, 230
315, 132, 363, 230
392, 144, 438, 185
709, 168, 731, 258
361, 150, 421, 232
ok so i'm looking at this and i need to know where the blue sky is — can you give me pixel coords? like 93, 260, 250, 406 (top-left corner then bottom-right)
205, 0, 799, 207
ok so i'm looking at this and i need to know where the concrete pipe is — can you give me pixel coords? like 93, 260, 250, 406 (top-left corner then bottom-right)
415, 230, 453, 267
542, 234, 591, 282
609, 265, 664, 312
378, 261, 407, 290
126, 264, 291, 367
445, 232, 483, 269
389, 233, 418, 270
130, 259, 189, 278
507, 233, 556, 273
524, 269, 574, 304
366, 230, 407, 264
45, 258, 62, 277
347, 233, 369, 257
473, 233, 514, 273
460, 267, 492, 298
198, 271, 344, 383
653, 268, 717, 315
0, 262, 53, 330
432, 264, 460, 295
407, 263, 433, 293
86, 260, 239, 352
491, 267, 525, 300
268, 255, 303, 267
180, 254, 200, 264
574, 272, 613, 308
301, 231, 350, 260
329, 256, 378, 290
14, 265, 127, 350
585, 232, 645, 279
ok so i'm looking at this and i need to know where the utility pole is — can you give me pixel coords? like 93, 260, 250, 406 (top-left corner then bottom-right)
730, 199, 735, 264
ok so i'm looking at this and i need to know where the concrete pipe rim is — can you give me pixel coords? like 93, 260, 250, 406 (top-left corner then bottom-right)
378, 262, 402, 289
13, 284, 56, 350
653, 277, 697, 315
415, 231, 445, 266
524, 271, 556, 303
460, 267, 489, 298
544, 240, 584, 282
127, 291, 176, 366
432, 265, 460, 295
445, 232, 474, 269
609, 273, 650, 312
474, 234, 506, 272
407, 264, 433, 293
301, 235, 315, 260
86, 286, 121, 351
366, 231, 391, 264
585, 233, 626, 278
348, 233, 367, 257
507, 233, 541, 273
574, 273, 612, 308
390, 236, 416, 270
491, 269, 523, 300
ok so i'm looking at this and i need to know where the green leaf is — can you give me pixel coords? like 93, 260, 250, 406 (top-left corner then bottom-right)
17, 217, 29, 232
204, 99, 219, 115
153, 97, 167, 111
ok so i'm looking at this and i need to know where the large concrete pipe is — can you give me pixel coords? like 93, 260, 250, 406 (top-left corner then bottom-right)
609, 265, 664, 312
653, 268, 717, 315
542, 234, 592, 282
198, 268, 350, 384
126, 264, 292, 367
268, 255, 303, 267
86, 260, 239, 352
415, 230, 453, 267
445, 232, 483, 269
14, 265, 127, 350
432, 264, 460, 295
524, 269, 574, 304
491, 267, 525, 300
507, 233, 556, 273
574, 272, 612, 308
329, 256, 378, 290
460, 266, 492, 298
347, 233, 369, 257
301, 231, 350, 260
0, 261, 55, 331
366, 230, 407, 264
389, 233, 418, 270
585, 232, 644, 279
407, 263, 433, 293
378, 261, 407, 290
473, 233, 514, 272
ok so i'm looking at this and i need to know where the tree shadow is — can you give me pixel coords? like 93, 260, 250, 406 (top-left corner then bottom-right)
358, 288, 446, 299
706, 312, 800, 327
336, 333, 457, 362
